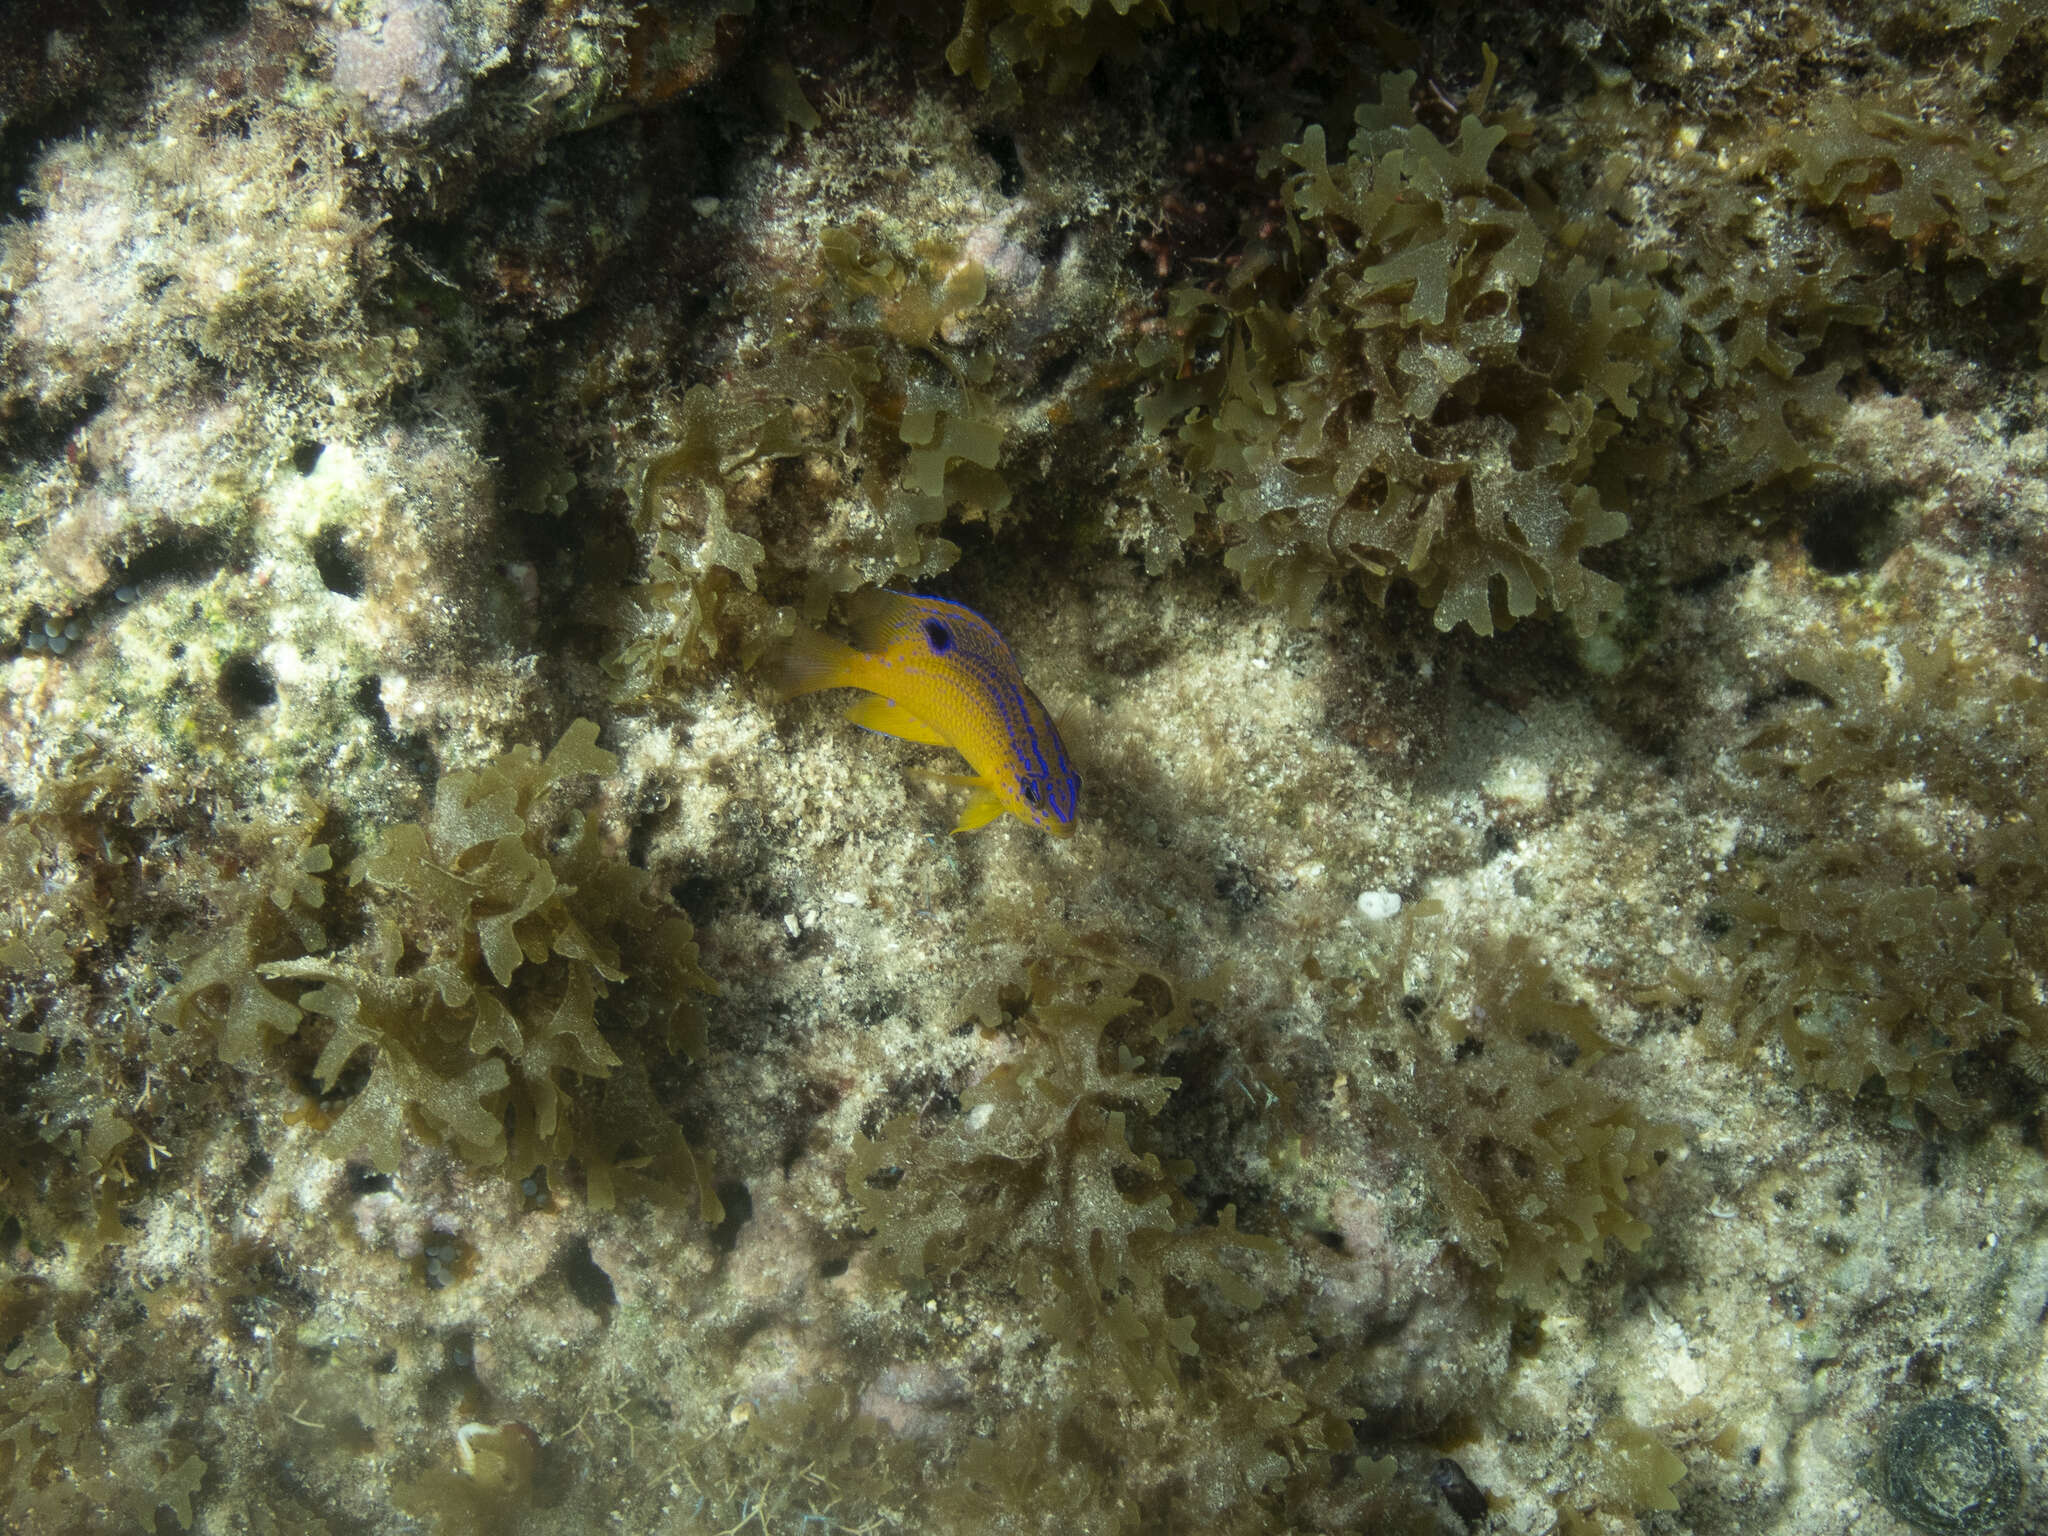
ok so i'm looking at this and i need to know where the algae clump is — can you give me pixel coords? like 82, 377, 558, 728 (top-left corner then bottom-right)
1720, 638, 2048, 1122
163, 722, 719, 1210
1138, 69, 1647, 635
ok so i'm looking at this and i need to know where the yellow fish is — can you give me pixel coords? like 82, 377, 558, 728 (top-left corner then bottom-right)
772, 591, 1080, 837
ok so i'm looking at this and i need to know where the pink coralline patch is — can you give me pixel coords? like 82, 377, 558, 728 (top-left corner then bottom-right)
40, 396, 249, 595
329, 0, 469, 136
352, 1188, 411, 1252
857, 1363, 968, 1437
1304, 1185, 1431, 1329
960, 215, 1045, 298
726, 1182, 821, 1313
727, 1325, 846, 1418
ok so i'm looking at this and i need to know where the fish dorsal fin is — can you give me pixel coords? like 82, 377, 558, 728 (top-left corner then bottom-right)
769, 623, 863, 699
846, 589, 920, 653
951, 786, 1007, 835
845, 695, 950, 746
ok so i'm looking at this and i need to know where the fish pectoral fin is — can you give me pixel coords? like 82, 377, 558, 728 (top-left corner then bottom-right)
907, 768, 987, 788
845, 695, 950, 746
950, 787, 1008, 835
903, 762, 1006, 834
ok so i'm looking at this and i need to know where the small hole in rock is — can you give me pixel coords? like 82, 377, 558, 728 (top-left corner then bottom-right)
972, 128, 1025, 196
219, 654, 277, 716
353, 674, 389, 728
712, 1180, 754, 1252
559, 1238, 617, 1319
1034, 347, 1079, 395
346, 1164, 393, 1195
1802, 483, 1901, 574
311, 525, 364, 597
292, 441, 325, 475
1213, 862, 1262, 917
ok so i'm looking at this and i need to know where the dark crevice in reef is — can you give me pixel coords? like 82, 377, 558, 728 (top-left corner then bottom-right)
310, 524, 365, 598
109, 528, 238, 592
1801, 481, 1904, 575
557, 1238, 617, 1321
972, 127, 1026, 196
0, 383, 108, 472
350, 674, 437, 785
711, 1179, 754, 1251
218, 653, 277, 717
8, 526, 239, 661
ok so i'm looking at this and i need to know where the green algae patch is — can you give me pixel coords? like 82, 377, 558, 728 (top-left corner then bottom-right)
1322, 927, 1683, 1303
939, 0, 1272, 94
813, 921, 1685, 1532
943, 0, 1170, 93
162, 722, 719, 1211
1719, 637, 2048, 1123
608, 229, 1021, 701
849, 949, 1273, 1401
1554, 1415, 1688, 1535
1785, 87, 2048, 355
830, 940, 1450, 1533
1137, 72, 1645, 636
0, 1275, 210, 1532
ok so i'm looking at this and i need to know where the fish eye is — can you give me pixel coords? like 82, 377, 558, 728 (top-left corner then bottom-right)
1020, 780, 1041, 806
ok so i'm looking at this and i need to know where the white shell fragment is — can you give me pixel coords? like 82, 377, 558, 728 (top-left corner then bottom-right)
1355, 889, 1403, 921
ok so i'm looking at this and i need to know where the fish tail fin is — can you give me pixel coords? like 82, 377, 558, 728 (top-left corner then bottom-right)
768, 623, 863, 699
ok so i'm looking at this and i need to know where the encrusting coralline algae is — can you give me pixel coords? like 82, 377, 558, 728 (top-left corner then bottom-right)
1, 2, 2046, 1532
329, 0, 472, 137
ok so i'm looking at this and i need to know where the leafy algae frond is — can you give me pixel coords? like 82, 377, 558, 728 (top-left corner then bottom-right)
164, 722, 719, 1210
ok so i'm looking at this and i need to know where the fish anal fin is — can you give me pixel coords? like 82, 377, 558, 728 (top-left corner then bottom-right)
845, 695, 950, 746
951, 787, 1007, 835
